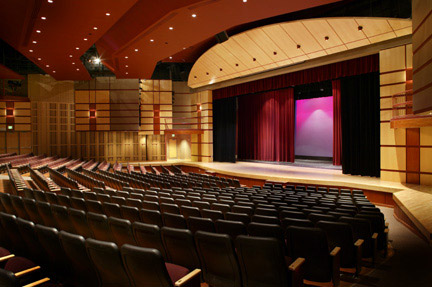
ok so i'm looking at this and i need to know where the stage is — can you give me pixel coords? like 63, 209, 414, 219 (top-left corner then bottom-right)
133, 160, 432, 245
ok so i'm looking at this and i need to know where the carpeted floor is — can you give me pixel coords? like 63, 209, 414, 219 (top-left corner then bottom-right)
342, 207, 432, 287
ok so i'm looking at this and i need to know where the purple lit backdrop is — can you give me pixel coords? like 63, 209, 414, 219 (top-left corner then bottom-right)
295, 96, 333, 157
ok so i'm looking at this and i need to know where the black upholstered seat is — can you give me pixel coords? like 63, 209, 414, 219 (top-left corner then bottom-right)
51, 204, 76, 233
140, 209, 163, 227
215, 219, 247, 239
108, 217, 136, 246
132, 222, 168, 259
68, 207, 93, 238
162, 213, 188, 229
87, 212, 114, 242
187, 216, 216, 234
121, 205, 141, 222
103, 202, 122, 218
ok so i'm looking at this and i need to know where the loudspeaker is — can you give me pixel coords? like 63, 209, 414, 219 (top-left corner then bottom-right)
215, 31, 229, 43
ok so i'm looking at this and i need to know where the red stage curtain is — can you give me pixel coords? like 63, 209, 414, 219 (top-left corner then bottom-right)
238, 88, 294, 162
332, 80, 342, 166
214, 54, 379, 100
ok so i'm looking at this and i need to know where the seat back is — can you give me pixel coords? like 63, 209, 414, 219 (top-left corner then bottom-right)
161, 227, 201, 271
0, 213, 26, 256
70, 197, 87, 211
121, 244, 174, 287
251, 215, 280, 225
180, 206, 201, 219
85, 200, 104, 214
281, 218, 314, 229
215, 219, 247, 239
286, 226, 332, 283
68, 208, 93, 238
9, 195, 28, 220
121, 206, 140, 222
235, 235, 290, 287
132, 222, 167, 259
108, 217, 136, 246
195, 231, 242, 287
225, 212, 251, 225
59, 231, 99, 286
317, 221, 356, 268
187, 216, 216, 234
162, 213, 187, 229
201, 209, 224, 221
87, 212, 114, 242
36, 201, 58, 228
51, 204, 76, 233
16, 218, 44, 262
22, 198, 43, 224
308, 213, 337, 224
103, 202, 122, 218
85, 238, 132, 287
140, 209, 163, 227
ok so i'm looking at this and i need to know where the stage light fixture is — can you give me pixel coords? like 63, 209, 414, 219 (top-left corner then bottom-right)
192, 14, 197, 18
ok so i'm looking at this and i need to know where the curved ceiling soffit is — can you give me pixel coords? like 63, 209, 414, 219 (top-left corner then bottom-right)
95, 0, 342, 79
187, 17, 412, 89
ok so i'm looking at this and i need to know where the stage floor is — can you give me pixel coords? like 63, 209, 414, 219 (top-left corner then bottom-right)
132, 160, 432, 244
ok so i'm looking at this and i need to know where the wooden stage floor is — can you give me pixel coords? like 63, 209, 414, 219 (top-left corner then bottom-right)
133, 160, 432, 245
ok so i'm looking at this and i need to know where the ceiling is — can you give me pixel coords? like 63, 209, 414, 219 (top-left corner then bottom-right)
0, 0, 341, 81
188, 17, 412, 88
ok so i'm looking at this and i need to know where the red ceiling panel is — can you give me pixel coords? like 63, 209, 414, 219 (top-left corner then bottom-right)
0, 64, 24, 79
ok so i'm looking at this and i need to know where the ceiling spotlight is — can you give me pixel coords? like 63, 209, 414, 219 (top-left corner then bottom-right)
76, 68, 80, 71
169, 27, 174, 30
37, 58, 41, 61
126, 72, 129, 75
93, 27, 98, 30
134, 49, 139, 52
53, 71, 56, 73
29, 49, 33, 52
150, 39, 154, 42
297, 44, 301, 49
76, 47, 79, 50
192, 14, 197, 18
93, 57, 101, 64
32, 41, 37, 44
84, 38, 88, 41
72, 62, 75, 65
243, 0, 247, 2
46, 65, 49, 67
41, 16, 46, 20
324, 36, 329, 41
106, 12, 110, 16
125, 56, 128, 59
36, 30, 41, 33
358, 25, 363, 31
183, 47, 186, 50
69, 55, 73, 57
125, 65, 129, 67
48, 0, 53, 3
169, 56, 172, 59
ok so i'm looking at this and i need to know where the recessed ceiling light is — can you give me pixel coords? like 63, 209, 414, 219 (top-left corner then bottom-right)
46, 65, 49, 67
126, 72, 129, 75
69, 55, 73, 58
53, 71, 56, 73
36, 30, 41, 33
169, 27, 173, 30
169, 56, 172, 59
243, 0, 247, 2
125, 56, 128, 59
134, 49, 138, 52
48, 0, 53, 3
32, 41, 37, 44
93, 27, 98, 30
76, 47, 79, 50
41, 16, 46, 20
72, 62, 75, 65
125, 65, 129, 67
37, 58, 41, 61
150, 39, 154, 42
297, 44, 301, 49
83, 38, 88, 41
192, 14, 197, 18
105, 13, 110, 16
324, 36, 329, 41
358, 26, 363, 31
183, 47, 186, 50
76, 68, 80, 71
29, 49, 33, 52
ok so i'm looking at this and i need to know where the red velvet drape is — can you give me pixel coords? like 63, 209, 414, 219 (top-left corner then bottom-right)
332, 80, 342, 166
214, 54, 379, 100
238, 88, 294, 162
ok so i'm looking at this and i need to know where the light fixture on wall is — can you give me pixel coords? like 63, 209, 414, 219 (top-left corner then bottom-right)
89, 110, 96, 118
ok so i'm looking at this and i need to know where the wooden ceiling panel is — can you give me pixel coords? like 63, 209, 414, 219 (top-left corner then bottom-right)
188, 17, 412, 89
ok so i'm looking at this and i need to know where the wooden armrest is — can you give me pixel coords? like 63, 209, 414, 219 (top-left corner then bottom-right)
372, 233, 378, 240
23, 277, 50, 287
330, 246, 341, 257
289, 257, 305, 271
15, 266, 41, 278
354, 239, 364, 247
0, 254, 14, 262
175, 269, 201, 287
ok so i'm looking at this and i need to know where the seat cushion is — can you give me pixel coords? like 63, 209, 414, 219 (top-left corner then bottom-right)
0, 247, 11, 257
4, 257, 35, 273
165, 262, 189, 283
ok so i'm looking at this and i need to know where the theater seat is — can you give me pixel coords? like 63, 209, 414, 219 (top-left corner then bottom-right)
121, 206, 141, 223
187, 216, 216, 234
0, 256, 49, 287
87, 212, 114, 242
121, 244, 201, 287
132, 222, 168, 260
247, 222, 287, 254
68, 208, 93, 238
215, 219, 247, 239
85, 238, 132, 287
235, 235, 304, 287
59, 231, 99, 287
140, 209, 163, 227
162, 213, 188, 229
286, 226, 340, 287
161, 227, 201, 273
195, 231, 242, 287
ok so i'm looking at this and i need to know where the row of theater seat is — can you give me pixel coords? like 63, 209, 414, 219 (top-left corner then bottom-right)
2, 191, 380, 281
29, 168, 59, 193
99, 169, 150, 190
48, 167, 82, 191
66, 168, 105, 190
0, 199, 307, 287
82, 169, 129, 190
